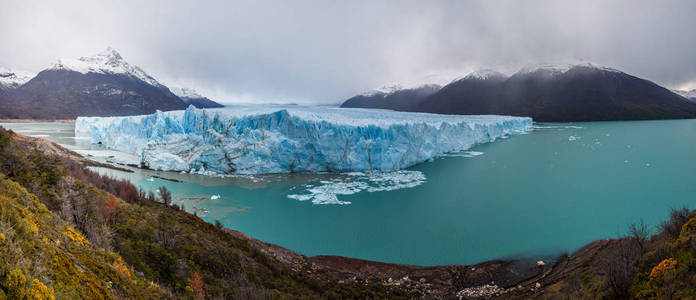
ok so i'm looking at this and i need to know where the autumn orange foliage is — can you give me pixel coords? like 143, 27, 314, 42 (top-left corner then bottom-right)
188, 271, 205, 300
103, 195, 120, 224
118, 184, 139, 203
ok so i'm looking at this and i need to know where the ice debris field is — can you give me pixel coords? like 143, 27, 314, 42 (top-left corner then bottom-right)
75, 105, 532, 175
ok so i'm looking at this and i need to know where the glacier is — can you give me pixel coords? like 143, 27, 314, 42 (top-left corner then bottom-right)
75, 105, 532, 174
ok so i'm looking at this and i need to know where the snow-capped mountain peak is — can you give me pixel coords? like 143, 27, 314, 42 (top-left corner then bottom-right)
516, 62, 621, 76
361, 84, 404, 97
49, 47, 163, 88
0, 67, 35, 89
360, 83, 442, 97
459, 69, 507, 81
170, 87, 203, 99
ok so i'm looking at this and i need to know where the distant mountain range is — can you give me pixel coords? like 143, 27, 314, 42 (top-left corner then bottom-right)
170, 87, 224, 109
0, 67, 34, 91
673, 89, 696, 102
342, 84, 441, 111
342, 63, 696, 122
0, 48, 223, 119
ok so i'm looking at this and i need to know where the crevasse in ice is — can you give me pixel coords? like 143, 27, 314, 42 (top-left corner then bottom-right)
75, 105, 532, 174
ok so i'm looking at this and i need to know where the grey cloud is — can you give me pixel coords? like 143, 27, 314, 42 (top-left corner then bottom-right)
2, 0, 695, 104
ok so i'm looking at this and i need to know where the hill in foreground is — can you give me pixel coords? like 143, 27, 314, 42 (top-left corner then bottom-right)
2, 126, 696, 299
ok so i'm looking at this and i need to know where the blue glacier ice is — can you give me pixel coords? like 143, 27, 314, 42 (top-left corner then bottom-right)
75, 105, 532, 174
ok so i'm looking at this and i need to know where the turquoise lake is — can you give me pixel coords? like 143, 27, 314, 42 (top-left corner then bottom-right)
2, 119, 695, 266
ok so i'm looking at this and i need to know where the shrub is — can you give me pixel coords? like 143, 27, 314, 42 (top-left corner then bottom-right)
27, 279, 55, 300
187, 271, 205, 300
602, 238, 642, 298
102, 195, 120, 225
649, 258, 677, 281
158, 186, 172, 205
659, 206, 691, 238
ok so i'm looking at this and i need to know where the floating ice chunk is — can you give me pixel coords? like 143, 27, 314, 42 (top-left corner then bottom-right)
568, 136, 580, 141
440, 150, 485, 158
146, 177, 154, 182
287, 194, 313, 201
210, 194, 221, 200
531, 125, 583, 130
76, 105, 532, 174
287, 170, 426, 205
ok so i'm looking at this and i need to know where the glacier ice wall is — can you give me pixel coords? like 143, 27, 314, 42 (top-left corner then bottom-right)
75, 105, 532, 174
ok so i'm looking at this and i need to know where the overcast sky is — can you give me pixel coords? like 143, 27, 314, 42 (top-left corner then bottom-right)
2, 0, 695, 104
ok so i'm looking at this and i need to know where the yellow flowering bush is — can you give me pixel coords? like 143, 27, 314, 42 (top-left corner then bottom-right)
649, 258, 677, 281
112, 257, 130, 278
27, 279, 55, 300
62, 227, 87, 247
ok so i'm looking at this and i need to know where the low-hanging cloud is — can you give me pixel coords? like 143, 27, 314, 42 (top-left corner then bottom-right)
2, 0, 695, 104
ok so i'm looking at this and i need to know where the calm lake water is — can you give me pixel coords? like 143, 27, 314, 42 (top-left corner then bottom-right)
2, 119, 695, 266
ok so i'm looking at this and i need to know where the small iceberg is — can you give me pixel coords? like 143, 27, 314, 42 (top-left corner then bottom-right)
210, 194, 221, 200
440, 150, 485, 158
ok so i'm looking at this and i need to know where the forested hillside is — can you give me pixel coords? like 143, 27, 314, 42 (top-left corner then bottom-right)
0, 127, 405, 299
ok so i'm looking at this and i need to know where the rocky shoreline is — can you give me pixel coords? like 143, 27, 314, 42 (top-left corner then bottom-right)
229, 227, 624, 299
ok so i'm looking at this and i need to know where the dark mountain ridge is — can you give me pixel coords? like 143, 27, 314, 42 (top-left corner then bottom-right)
342, 64, 696, 122
341, 84, 440, 111
2, 69, 187, 119
170, 87, 224, 109
0, 48, 223, 119
181, 97, 224, 109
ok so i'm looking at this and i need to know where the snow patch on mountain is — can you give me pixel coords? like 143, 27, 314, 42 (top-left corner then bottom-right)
0, 67, 35, 89
448, 69, 508, 83
517, 62, 621, 76
75, 105, 532, 174
360, 83, 441, 97
360, 84, 405, 97
465, 69, 507, 80
49, 47, 163, 88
